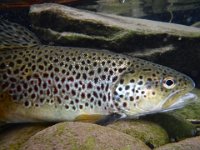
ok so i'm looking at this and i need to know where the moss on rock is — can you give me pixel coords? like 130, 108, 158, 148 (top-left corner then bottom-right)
143, 113, 196, 141
108, 120, 169, 148
21, 122, 150, 150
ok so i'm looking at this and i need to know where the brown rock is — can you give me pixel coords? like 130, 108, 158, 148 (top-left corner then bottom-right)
22, 122, 150, 150
155, 136, 200, 150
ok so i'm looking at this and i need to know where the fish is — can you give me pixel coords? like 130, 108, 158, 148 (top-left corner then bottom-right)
0, 19, 197, 124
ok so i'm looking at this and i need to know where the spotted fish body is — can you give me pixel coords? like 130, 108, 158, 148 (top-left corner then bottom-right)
0, 20, 197, 123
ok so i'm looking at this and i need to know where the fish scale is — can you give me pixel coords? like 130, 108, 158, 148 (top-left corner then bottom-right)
0, 20, 196, 123
0, 43, 132, 122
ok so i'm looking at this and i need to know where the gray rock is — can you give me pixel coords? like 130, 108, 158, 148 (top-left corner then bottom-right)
21, 122, 150, 150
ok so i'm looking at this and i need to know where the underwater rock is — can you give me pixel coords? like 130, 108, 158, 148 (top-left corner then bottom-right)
0, 123, 50, 150
108, 120, 169, 148
29, 3, 200, 50
29, 3, 200, 87
21, 122, 150, 150
155, 136, 200, 150
192, 21, 200, 28
143, 113, 196, 141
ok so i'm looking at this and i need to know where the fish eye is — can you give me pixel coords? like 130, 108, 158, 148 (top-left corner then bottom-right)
163, 77, 176, 89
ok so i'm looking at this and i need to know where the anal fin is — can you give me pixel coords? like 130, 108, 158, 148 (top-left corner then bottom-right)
74, 114, 106, 123
0, 19, 40, 50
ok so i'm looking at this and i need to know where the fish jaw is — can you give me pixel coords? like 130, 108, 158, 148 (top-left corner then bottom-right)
161, 93, 197, 112
161, 92, 197, 112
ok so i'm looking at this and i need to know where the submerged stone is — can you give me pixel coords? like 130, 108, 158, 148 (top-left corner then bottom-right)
21, 122, 150, 150
108, 120, 169, 148
155, 136, 200, 150
143, 113, 196, 141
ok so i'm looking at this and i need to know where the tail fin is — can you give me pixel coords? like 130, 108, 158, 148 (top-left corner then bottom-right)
0, 19, 40, 50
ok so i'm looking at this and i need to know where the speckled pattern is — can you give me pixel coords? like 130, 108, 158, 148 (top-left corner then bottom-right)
0, 20, 195, 123
0, 45, 131, 113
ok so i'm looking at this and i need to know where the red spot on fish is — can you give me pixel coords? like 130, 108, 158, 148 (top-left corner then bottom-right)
87, 82, 93, 89
81, 93, 85, 99
53, 87, 58, 94
68, 77, 74, 82
47, 89, 50, 95
61, 77, 66, 83
65, 84, 69, 91
48, 79, 52, 85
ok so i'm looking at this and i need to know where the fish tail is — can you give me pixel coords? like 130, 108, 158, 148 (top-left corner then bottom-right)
0, 19, 40, 50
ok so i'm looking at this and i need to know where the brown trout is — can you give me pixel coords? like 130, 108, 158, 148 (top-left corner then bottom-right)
0, 20, 197, 124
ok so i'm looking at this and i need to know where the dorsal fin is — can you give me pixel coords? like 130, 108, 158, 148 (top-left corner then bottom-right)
0, 19, 40, 50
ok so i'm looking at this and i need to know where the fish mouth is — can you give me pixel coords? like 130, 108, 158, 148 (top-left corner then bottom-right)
160, 92, 197, 112
134, 91, 198, 117
152, 86, 197, 113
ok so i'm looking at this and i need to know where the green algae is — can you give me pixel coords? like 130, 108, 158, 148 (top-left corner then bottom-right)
144, 113, 196, 141
108, 120, 169, 148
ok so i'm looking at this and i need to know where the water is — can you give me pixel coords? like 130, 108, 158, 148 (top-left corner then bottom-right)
1, 0, 200, 26
74, 0, 200, 26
